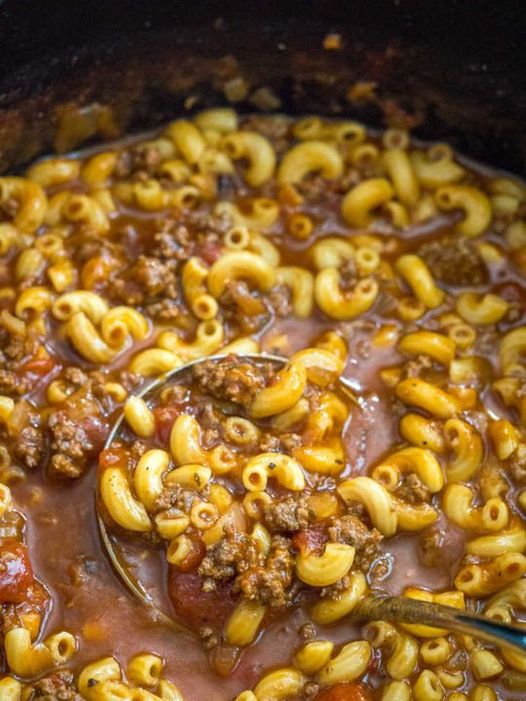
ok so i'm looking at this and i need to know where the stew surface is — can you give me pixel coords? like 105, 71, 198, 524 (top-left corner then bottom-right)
0, 109, 525, 701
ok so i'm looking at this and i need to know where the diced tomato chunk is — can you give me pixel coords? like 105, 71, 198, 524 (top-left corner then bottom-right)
82, 416, 109, 452
292, 525, 328, 556
20, 355, 57, 377
0, 540, 34, 604
99, 447, 128, 471
198, 241, 223, 265
314, 682, 373, 701
167, 569, 237, 631
154, 406, 180, 445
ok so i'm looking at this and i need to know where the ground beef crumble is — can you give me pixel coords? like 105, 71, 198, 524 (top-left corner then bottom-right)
186, 209, 232, 239
198, 528, 260, 591
23, 670, 82, 701
198, 528, 296, 608
258, 433, 281, 452
299, 622, 317, 640
419, 524, 446, 568
328, 513, 383, 570
151, 219, 194, 261
114, 143, 163, 180
153, 484, 196, 514
263, 495, 314, 532
296, 174, 346, 203
236, 535, 296, 607
280, 433, 304, 453
47, 412, 96, 478
418, 236, 488, 286
320, 575, 354, 600
198, 402, 224, 447
63, 367, 88, 387
0, 367, 32, 395
419, 520, 465, 571
14, 426, 45, 469
0, 329, 41, 395
268, 285, 292, 317
219, 280, 270, 334
395, 473, 431, 504
404, 354, 433, 379
192, 356, 275, 408
109, 255, 178, 308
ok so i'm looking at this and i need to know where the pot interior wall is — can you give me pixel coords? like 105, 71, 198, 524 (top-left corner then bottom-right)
0, 0, 525, 174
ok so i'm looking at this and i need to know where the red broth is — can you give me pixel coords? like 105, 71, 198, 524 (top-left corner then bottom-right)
0, 112, 524, 699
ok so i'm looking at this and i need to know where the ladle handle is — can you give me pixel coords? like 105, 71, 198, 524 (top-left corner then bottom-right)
355, 596, 526, 654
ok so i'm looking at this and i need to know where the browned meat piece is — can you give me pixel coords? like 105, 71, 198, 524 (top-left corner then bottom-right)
114, 143, 162, 179
320, 575, 355, 600
299, 623, 318, 640
404, 354, 433, 378
258, 433, 281, 452
296, 174, 346, 202
418, 236, 488, 286
186, 209, 232, 238
14, 426, 45, 469
0, 369, 31, 395
154, 484, 196, 514
2, 333, 36, 361
236, 535, 295, 607
220, 280, 267, 317
49, 454, 81, 479
263, 495, 313, 532
219, 280, 269, 334
129, 440, 148, 461
419, 523, 445, 568
419, 520, 465, 570
192, 356, 275, 408
395, 473, 431, 505
48, 413, 93, 460
198, 402, 223, 447
144, 299, 182, 321
199, 528, 296, 608
110, 255, 178, 307
23, 670, 82, 701
47, 411, 105, 479
133, 256, 175, 297
0, 329, 41, 395
280, 433, 303, 452
509, 444, 526, 485
328, 514, 383, 570
63, 367, 88, 387
150, 217, 195, 262
199, 529, 260, 591
268, 285, 292, 317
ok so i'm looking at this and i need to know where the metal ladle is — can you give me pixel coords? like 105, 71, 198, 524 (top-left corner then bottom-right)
96, 353, 526, 655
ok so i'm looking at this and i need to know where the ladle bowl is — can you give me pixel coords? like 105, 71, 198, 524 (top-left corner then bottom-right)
96, 353, 526, 655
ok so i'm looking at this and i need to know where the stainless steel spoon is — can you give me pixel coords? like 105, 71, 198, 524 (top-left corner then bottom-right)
354, 595, 526, 652
96, 353, 526, 655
